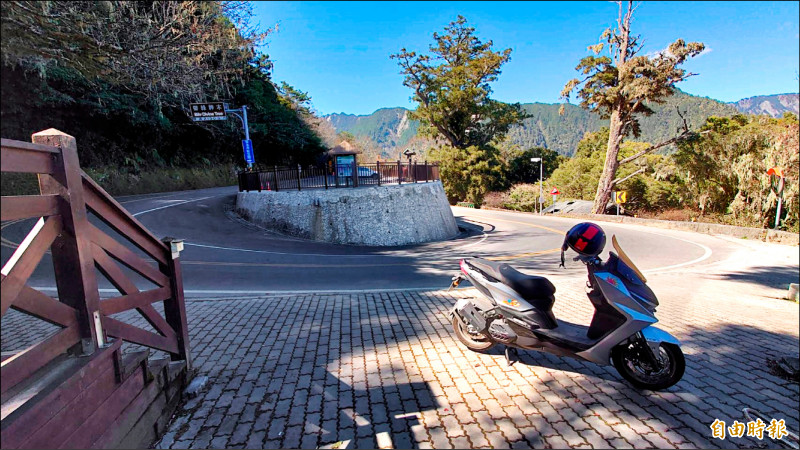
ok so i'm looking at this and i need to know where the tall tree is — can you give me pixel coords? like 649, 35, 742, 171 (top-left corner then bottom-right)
1, 1, 273, 107
560, 1, 705, 213
391, 16, 526, 149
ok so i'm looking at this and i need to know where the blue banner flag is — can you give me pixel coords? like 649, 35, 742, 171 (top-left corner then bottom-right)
242, 139, 254, 164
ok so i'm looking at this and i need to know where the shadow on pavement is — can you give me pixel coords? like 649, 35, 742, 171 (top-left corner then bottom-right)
491, 320, 799, 449
717, 265, 800, 291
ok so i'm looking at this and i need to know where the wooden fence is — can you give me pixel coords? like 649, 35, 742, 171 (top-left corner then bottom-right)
1, 129, 190, 448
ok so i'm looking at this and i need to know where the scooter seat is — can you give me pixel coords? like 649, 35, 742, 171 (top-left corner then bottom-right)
469, 259, 556, 304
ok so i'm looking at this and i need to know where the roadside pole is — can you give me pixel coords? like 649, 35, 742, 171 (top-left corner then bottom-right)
768, 167, 785, 230
225, 104, 254, 170
550, 187, 560, 212
531, 157, 543, 214
189, 102, 253, 169
539, 158, 543, 214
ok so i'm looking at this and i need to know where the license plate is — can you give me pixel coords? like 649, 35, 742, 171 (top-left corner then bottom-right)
457, 301, 486, 332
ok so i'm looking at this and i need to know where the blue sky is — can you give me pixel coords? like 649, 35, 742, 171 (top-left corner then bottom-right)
252, 1, 800, 116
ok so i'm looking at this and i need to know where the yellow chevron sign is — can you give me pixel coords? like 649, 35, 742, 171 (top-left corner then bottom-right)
614, 191, 627, 204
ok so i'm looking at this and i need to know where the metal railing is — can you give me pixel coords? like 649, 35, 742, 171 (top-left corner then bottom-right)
238, 161, 440, 192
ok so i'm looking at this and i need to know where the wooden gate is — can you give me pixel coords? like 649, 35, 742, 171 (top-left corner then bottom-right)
1, 129, 190, 448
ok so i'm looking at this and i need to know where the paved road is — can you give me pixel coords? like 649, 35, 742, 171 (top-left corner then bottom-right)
3, 185, 798, 449
1, 185, 752, 297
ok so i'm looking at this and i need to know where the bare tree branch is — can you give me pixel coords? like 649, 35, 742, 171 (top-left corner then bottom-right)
611, 166, 646, 186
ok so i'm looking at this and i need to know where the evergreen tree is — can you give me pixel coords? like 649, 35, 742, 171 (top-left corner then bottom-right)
391, 16, 527, 149
560, 1, 705, 214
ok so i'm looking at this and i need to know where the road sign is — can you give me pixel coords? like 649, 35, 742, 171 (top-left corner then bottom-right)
242, 139, 254, 164
189, 102, 226, 121
614, 191, 627, 204
550, 188, 560, 195
767, 167, 785, 230
767, 167, 784, 177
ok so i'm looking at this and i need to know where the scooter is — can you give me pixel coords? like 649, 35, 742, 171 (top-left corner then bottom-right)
448, 225, 685, 390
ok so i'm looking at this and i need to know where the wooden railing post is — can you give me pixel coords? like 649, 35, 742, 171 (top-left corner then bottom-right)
397, 160, 402, 185
32, 129, 103, 355
161, 238, 191, 368
376, 161, 381, 186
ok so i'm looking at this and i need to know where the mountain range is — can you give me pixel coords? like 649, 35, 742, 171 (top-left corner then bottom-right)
732, 93, 799, 117
324, 92, 799, 156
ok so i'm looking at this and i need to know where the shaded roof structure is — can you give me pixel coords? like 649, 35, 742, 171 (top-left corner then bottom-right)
327, 140, 360, 156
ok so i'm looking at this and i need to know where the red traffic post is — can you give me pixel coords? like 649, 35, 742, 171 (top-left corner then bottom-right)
550, 187, 559, 208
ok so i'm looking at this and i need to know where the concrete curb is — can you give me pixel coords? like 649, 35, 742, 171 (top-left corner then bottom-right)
478, 206, 799, 246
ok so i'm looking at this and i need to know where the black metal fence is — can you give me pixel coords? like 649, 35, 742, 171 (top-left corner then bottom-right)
238, 161, 440, 192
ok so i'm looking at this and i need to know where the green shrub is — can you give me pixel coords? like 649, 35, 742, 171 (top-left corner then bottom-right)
83, 164, 237, 196
429, 145, 504, 206
502, 184, 543, 212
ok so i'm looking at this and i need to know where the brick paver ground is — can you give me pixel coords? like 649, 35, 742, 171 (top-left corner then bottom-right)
2, 243, 798, 449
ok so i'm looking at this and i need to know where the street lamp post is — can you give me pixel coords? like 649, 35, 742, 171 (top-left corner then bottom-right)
403, 148, 416, 183
531, 157, 543, 214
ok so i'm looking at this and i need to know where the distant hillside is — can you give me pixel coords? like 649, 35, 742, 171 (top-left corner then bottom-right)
325, 107, 418, 150
325, 90, 744, 156
732, 93, 799, 118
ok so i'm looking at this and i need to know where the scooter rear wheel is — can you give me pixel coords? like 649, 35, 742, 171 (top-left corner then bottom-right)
452, 315, 496, 353
612, 342, 685, 391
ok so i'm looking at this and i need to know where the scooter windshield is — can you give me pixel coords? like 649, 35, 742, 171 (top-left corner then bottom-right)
611, 235, 647, 284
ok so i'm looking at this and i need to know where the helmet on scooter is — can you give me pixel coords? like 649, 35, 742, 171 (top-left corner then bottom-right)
560, 222, 606, 267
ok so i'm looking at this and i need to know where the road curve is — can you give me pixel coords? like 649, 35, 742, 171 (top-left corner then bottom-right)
1, 185, 742, 297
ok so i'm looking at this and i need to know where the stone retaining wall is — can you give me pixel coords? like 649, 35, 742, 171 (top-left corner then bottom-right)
236, 181, 458, 246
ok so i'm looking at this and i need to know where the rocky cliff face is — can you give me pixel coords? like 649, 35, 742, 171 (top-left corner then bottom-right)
732, 93, 799, 117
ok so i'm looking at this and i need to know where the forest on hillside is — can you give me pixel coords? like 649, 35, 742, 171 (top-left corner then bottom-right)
326, 90, 743, 157
1, 1, 326, 194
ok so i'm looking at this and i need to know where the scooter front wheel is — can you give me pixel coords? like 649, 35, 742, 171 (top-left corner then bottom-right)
612, 342, 685, 391
451, 315, 496, 353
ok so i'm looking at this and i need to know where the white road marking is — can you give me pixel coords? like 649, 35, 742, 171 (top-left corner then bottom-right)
183, 242, 375, 258
10, 192, 716, 294
182, 221, 488, 257
458, 208, 715, 273
119, 192, 188, 204
453, 218, 489, 250
638, 231, 714, 274
2, 217, 45, 276
132, 196, 216, 217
